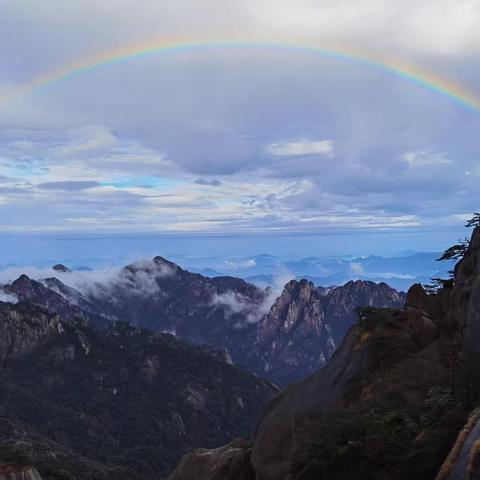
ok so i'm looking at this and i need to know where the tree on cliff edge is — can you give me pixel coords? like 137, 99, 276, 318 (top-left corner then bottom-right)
425, 213, 479, 293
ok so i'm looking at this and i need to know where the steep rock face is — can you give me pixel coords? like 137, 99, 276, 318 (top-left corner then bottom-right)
247, 227, 480, 480
0, 302, 64, 365
253, 280, 333, 385
436, 410, 480, 480
0, 302, 276, 479
257, 280, 325, 337
252, 279, 405, 385
452, 228, 480, 386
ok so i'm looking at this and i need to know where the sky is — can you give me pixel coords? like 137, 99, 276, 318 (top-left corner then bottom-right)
0, 0, 479, 257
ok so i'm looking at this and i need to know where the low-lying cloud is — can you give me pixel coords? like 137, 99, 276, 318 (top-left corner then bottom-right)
0, 260, 175, 301
211, 290, 271, 325
0, 290, 18, 304
211, 269, 293, 325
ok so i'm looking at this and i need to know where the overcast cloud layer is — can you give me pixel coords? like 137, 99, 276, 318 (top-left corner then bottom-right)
0, 0, 479, 235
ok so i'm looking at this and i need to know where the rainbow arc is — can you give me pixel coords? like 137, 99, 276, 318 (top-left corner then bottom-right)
2, 38, 479, 114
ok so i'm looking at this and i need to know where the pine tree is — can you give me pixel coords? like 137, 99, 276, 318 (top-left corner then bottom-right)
423, 212, 479, 293
466, 212, 480, 228
436, 238, 470, 262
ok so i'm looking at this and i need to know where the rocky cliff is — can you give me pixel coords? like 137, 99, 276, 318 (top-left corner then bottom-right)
253, 279, 405, 385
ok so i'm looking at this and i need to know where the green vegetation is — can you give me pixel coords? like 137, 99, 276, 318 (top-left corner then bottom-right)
293, 409, 420, 479
294, 387, 457, 480
437, 238, 470, 262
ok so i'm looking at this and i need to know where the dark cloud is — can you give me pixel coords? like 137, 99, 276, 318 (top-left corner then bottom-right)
195, 178, 222, 186
36, 181, 100, 191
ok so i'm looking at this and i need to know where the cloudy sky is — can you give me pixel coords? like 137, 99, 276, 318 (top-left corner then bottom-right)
0, 0, 479, 246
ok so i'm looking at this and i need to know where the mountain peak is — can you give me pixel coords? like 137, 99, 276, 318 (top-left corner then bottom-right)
10, 274, 39, 293
6, 274, 88, 323
52, 264, 71, 273
282, 278, 316, 297
123, 256, 182, 277
12, 273, 32, 284
153, 255, 180, 269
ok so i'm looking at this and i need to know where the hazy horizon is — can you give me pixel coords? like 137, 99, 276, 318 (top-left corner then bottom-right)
0, 227, 467, 267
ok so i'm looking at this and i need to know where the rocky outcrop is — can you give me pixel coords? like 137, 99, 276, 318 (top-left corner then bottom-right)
0, 302, 64, 365
252, 279, 405, 385
435, 410, 480, 480
253, 280, 332, 385
0, 302, 276, 479
52, 264, 71, 273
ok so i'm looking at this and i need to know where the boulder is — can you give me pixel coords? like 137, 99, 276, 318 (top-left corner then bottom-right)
167, 439, 254, 480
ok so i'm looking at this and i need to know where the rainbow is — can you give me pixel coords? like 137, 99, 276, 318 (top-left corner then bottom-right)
3, 38, 480, 114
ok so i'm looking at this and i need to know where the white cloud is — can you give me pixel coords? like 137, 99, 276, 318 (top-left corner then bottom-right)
350, 262, 365, 276
0, 260, 175, 301
266, 140, 334, 157
247, 0, 480, 56
0, 125, 178, 186
403, 150, 453, 166
53, 125, 118, 159
211, 289, 275, 325
223, 259, 257, 270
0, 291, 18, 304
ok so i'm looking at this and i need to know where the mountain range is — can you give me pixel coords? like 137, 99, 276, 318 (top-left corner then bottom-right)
1, 250, 454, 292
172, 251, 454, 291
1, 258, 405, 386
